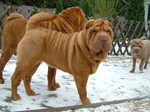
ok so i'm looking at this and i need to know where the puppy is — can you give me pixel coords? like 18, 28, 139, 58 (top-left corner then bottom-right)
11, 13, 114, 104
130, 36, 150, 72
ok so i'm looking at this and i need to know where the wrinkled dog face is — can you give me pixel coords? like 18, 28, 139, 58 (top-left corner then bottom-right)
89, 31, 112, 55
130, 39, 143, 56
88, 19, 114, 55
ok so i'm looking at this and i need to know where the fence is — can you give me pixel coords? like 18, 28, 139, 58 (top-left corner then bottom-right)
0, 3, 150, 56
0, 3, 55, 29
110, 19, 150, 55
0, 3, 55, 48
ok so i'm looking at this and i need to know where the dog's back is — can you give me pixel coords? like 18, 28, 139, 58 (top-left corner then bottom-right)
142, 39, 150, 57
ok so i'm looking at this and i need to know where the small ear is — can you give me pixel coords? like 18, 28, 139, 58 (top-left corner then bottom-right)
101, 19, 113, 29
108, 21, 113, 29
130, 40, 134, 45
85, 19, 95, 29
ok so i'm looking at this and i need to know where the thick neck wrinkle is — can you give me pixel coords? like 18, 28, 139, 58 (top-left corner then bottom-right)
77, 30, 97, 65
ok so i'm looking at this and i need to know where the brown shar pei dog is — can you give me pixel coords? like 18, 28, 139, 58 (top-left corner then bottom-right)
11, 13, 114, 104
130, 36, 150, 73
0, 7, 87, 91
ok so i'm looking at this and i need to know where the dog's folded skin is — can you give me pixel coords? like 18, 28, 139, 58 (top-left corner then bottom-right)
11, 18, 114, 104
0, 7, 87, 91
130, 36, 150, 73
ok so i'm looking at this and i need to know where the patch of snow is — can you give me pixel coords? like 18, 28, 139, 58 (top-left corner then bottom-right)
0, 56, 150, 111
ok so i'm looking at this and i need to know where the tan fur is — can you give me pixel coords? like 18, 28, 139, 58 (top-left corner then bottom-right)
130, 36, 150, 73
0, 6, 87, 90
11, 17, 114, 104
140, 36, 148, 40
5, 13, 24, 23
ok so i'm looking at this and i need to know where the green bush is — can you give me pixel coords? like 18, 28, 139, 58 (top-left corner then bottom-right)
79, 0, 93, 18
32, 7, 39, 14
0, 0, 24, 5
94, 0, 119, 19
0, 27, 2, 41
125, 0, 144, 21
63, 0, 79, 9
56, 0, 64, 14
0, 0, 56, 8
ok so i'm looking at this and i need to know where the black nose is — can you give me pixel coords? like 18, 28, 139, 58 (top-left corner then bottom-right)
134, 49, 139, 53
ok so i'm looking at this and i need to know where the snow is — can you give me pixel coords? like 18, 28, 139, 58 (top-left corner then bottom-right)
0, 56, 150, 112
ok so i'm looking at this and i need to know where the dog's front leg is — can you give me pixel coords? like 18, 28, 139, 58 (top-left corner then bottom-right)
139, 58, 146, 71
130, 57, 136, 73
74, 74, 91, 104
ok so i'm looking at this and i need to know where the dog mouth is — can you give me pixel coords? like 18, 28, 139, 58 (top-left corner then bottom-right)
131, 52, 140, 56
91, 49, 108, 62
96, 50, 103, 55
92, 42, 112, 53
100, 44, 112, 53
131, 48, 141, 56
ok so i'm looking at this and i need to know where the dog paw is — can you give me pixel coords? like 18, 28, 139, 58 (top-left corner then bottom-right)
12, 94, 21, 100
130, 70, 134, 73
0, 78, 4, 84
55, 83, 60, 88
139, 68, 143, 71
27, 90, 36, 96
81, 98, 91, 104
48, 83, 60, 91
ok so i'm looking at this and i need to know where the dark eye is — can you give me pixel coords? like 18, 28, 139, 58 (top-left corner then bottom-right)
107, 30, 110, 33
107, 30, 111, 35
131, 45, 134, 48
93, 29, 97, 32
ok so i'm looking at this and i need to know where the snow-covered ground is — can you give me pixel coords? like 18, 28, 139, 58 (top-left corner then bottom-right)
0, 56, 150, 112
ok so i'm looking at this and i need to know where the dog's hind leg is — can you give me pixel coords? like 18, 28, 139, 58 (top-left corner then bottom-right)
0, 47, 16, 84
74, 74, 91, 104
144, 57, 149, 69
11, 66, 24, 100
11, 34, 44, 100
11, 61, 39, 100
139, 58, 146, 71
47, 67, 60, 91
23, 62, 41, 96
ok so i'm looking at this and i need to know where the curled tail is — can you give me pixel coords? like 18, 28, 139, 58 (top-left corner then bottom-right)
5, 13, 24, 24
26, 12, 57, 31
